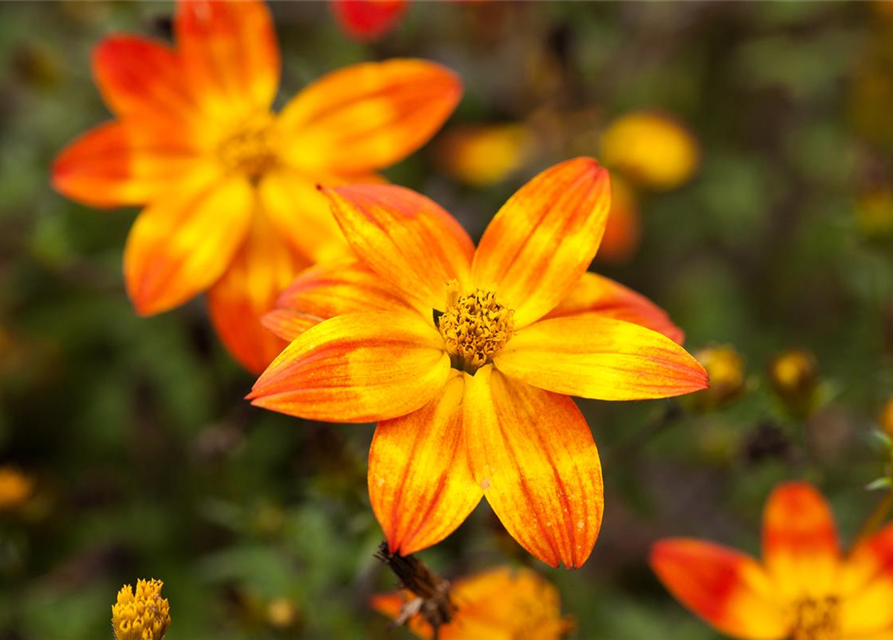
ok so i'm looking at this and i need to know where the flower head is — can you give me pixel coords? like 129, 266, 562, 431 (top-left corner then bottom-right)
687, 344, 746, 412
769, 349, 820, 419
250, 158, 708, 568
52, 0, 461, 373
434, 123, 535, 187
371, 566, 573, 640
651, 482, 893, 640
0, 465, 33, 511
112, 579, 170, 640
330, 0, 408, 41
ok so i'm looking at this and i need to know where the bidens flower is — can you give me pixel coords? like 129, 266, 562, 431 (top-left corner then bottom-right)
112, 579, 170, 640
651, 482, 893, 640
371, 567, 573, 640
52, 0, 461, 373
250, 158, 708, 568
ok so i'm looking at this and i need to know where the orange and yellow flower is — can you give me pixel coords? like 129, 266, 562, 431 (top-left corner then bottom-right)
371, 566, 573, 640
250, 158, 708, 568
52, 0, 461, 373
651, 482, 893, 640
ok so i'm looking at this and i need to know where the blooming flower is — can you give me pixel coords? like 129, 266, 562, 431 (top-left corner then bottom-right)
651, 482, 893, 640
112, 579, 170, 640
330, 0, 408, 41
250, 158, 708, 568
52, 0, 461, 373
371, 566, 573, 640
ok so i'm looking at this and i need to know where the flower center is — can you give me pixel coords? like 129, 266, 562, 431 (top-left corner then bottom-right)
791, 596, 840, 640
217, 115, 279, 182
437, 281, 514, 374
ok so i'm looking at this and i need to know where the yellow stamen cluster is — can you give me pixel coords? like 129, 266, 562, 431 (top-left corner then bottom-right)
438, 282, 514, 373
112, 579, 171, 640
217, 115, 278, 182
791, 596, 840, 640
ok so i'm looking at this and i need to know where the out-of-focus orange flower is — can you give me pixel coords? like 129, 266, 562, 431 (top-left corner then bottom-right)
596, 174, 641, 263
687, 344, 746, 412
0, 466, 33, 511
250, 158, 708, 568
601, 111, 699, 191
651, 482, 893, 640
52, 0, 461, 373
330, 0, 408, 41
434, 124, 536, 187
372, 566, 573, 640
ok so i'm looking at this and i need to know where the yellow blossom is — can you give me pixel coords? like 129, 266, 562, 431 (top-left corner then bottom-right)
112, 579, 170, 640
434, 123, 535, 187
0, 466, 34, 511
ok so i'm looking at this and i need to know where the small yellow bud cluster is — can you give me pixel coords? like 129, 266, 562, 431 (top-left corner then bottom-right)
438, 282, 515, 374
112, 579, 171, 640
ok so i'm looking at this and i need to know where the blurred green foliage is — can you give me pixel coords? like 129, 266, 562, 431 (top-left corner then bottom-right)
2, 2, 893, 639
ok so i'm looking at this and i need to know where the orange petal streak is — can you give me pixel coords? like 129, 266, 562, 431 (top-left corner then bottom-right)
207, 212, 309, 374
52, 122, 207, 208
330, 0, 408, 42
493, 315, 707, 401
369, 371, 483, 556
463, 367, 603, 569
761, 482, 841, 598
546, 271, 685, 344
650, 539, 787, 640
174, 0, 280, 118
278, 59, 461, 174
323, 184, 474, 310
471, 158, 611, 328
124, 177, 253, 315
250, 311, 451, 423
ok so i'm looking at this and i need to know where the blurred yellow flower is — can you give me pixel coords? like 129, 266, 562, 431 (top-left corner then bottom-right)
855, 187, 893, 240
112, 579, 170, 640
434, 123, 535, 187
688, 345, 744, 412
601, 110, 699, 191
769, 349, 819, 419
266, 597, 298, 629
0, 466, 33, 511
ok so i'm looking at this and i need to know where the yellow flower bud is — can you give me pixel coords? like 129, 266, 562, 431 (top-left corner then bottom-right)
266, 597, 298, 629
600, 111, 699, 191
112, 579, 170, 640
687, 345, 745, 412
768, 349, 819, 419
435, 124, 535, 187
0, 465, 34, 511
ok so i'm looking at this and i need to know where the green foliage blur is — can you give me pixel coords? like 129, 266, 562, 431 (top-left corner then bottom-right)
2, 2, 893, 639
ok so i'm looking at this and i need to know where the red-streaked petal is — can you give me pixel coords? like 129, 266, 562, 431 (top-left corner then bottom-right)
331, 0, 408, 42
174, 0, 279, 117
258, 169, 349, 264
322, 184, 474, 310
546, 271, 685, 344
471, 158, 611, 328
650, 539, 787, 640
207, 213, 310, 374
249, 311, 451, 423
761, 482, 841, 598
493, 315, 707, 401
123, 176, 253, 315
370, 371, 482, 556
841, 522, 893, 637
463, 366, 603, 569
52, 121, 208, 208
278, 59, 461, 174
92, 36, 202, 128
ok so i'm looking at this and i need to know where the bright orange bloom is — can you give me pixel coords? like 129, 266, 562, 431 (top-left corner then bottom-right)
51, 0, 461, 373
250, 158, 708, 568
651, 482, 893, 640
371, 566, 573, 640
331, 0, 408, 41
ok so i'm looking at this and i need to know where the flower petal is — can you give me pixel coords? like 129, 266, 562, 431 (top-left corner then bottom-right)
260, 309, 319, 343
258, 169, 349, 264
52, 122, 209, 208
471, 158, 611, 327
123, 176, 252, 315
463, 366, 603, 569
278, 59, 461, 174
92, 36, 202, 128
761, 482, 841, 598
493, 315, 707, 401
207, 213, 309, 374
841, 523, 893, 637
330, 0, 408, 42
650, 539, 787, 640
174, 0, 279, 117
322, 184, 474, 310
546, 271, 685, 344
249, 311, 451, 423
370, 371, 482, 556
